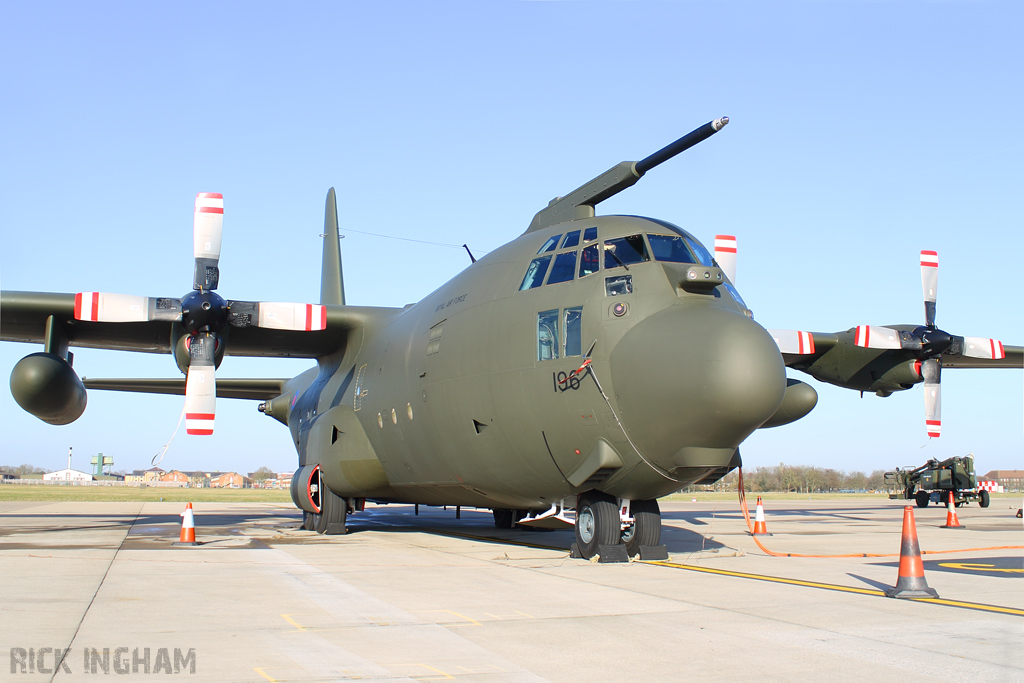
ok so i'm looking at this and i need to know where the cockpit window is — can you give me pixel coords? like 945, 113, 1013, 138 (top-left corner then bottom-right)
579, 244, 600, 278
648, 234, 697, 264
684, 236, 715, 267
583, 227, 597, 243
537, 235, 561, 254
723, 283, 747, 308
603, 235, 650, 270
519, 256, 552, 290
561, 230, 581, 249
547, 251, 577, 285
537, 309, 560, 361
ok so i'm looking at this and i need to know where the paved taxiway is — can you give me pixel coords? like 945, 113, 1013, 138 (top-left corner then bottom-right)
1, 497, 1021, 682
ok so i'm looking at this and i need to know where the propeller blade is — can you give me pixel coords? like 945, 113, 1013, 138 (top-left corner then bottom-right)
227, 301, 327, 331
962, 337, 1006, 360
193, 192, 224, 290
922, 357, 941, 438
767, 329, 815, 355
184, 334, 216, 435
854, 325, 902, 349
714, 235, 737, 284
920, 250, 938, 327
74, 292, 181, 322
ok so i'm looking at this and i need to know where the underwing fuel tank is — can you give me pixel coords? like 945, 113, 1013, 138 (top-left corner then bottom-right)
10, 352, 87, 424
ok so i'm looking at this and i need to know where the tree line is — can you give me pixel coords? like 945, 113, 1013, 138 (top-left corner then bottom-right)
686, 464, 889, 493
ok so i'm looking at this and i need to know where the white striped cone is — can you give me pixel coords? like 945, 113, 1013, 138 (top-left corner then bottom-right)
177, 502, 197, 544
752, 496, 770, 535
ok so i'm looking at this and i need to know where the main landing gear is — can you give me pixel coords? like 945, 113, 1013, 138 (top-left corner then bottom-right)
301, 486, 359, 535
573, 491, 664, 561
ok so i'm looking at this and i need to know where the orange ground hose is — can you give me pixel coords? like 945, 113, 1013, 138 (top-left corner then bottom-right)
734, 467, 1024, 558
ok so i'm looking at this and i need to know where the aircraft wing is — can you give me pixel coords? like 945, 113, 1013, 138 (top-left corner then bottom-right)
0, 290, 399, 358
82, 378, 288, 400
941, 347, 1024, 369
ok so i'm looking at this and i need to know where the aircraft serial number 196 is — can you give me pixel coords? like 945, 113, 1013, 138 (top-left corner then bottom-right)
553, 372, 581, 393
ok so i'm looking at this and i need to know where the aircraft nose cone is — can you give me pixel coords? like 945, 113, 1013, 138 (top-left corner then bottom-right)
609, 303, 786, 476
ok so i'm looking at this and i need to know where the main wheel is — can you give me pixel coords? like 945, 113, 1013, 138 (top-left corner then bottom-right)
574, 491, 620, 559
493, 509, 513, 529
302, 510, 316, 531
622, 499, 661, 557
915, 490, 930, 508
316, 485, 348, 535
979, 490, 991, 508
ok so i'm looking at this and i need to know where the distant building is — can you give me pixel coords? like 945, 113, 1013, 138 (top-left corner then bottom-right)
42, 468, 93, 482
125, 467, 166, 483
160, 471, 190, 485
980, 470, 1024, 492
210, 472, 251, 489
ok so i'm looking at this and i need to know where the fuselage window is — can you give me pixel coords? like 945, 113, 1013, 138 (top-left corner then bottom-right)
561, 230, 581, 249
605, 274, 632, 297
427, 320, 444, 355
648, 234, 697, 264
546, 251, 578, 285
684, 236, 715, 267
520, 255, 553, 290
564, 306, 583, 357
537, 309, 560, 361
579, 244, 600, 278
537, 234, 562, 254
583, 227, 597, 243
603, 235, 650, 270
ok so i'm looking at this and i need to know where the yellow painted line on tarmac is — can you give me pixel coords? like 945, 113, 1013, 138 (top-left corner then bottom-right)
281, 613, 307, 631
644, 560, 1024, 617
253, 667, 277, 682
415, 609, 482, 626
413, 663, 454, 680
938, 562, 1023, 574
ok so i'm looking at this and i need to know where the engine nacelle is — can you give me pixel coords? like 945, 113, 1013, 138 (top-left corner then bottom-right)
290, 465, 322, 514
10, 352, 87, 425
868, 360, 923, 397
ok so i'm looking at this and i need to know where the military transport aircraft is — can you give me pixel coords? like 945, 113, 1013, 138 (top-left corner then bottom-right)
2, 117, 1020, 559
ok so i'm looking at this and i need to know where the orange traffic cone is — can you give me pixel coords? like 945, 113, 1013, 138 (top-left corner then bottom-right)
886, 506, 938, 599
941, 491, 964, 529
174, 502, 199, 546
752, 496, 771, 536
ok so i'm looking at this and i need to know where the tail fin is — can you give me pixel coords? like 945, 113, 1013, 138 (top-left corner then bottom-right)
320, 188, 346, 305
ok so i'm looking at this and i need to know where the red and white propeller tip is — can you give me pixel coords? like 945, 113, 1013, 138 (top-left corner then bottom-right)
767, 329, 815, 355
193, 193, 224, 262
257, 303, 327, 331
963, 337, 1005, 360
854, 325, 902, 350
714, 234, 737, 284
74, 293, 181, 323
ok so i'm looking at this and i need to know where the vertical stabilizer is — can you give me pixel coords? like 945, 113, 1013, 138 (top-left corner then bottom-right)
320, 188, 346, 305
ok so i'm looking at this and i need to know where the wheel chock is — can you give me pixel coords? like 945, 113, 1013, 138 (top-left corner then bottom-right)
597, 544, 629, 563
569, 543, 585, 559
639, 545, 669, 561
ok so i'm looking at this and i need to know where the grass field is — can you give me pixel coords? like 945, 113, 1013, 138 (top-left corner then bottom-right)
3, 484, 1018, 505
0, 485, 292, 503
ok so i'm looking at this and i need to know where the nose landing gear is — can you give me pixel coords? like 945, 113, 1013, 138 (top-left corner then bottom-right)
573, 492, 665, 560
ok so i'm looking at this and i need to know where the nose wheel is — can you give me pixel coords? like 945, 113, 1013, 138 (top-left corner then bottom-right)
621, 499, 661, 556
574, 491, 620, 558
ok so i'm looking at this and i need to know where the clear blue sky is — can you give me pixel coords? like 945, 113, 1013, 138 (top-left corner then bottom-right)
1, 1, 1021, 476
